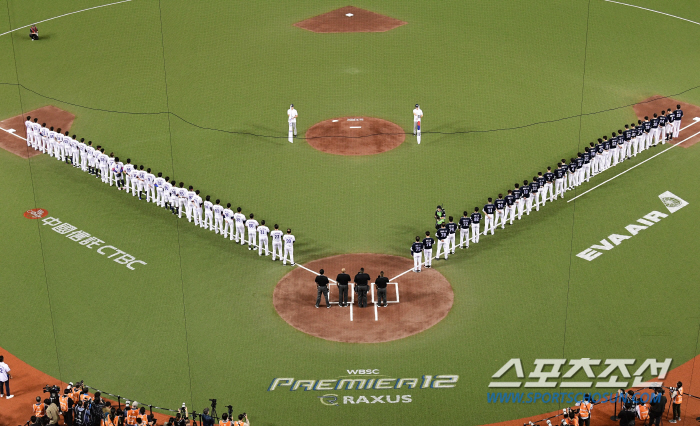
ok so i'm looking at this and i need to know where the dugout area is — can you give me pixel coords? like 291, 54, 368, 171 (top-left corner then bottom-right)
1, 1, 700, 426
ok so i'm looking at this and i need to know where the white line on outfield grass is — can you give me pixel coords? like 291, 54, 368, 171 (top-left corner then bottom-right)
603, 0, 700, 27
567, 128, 700, 203
0, 0, 132, 38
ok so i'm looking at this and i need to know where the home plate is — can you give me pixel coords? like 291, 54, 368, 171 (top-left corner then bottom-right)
345, 13, 354, 17
349, 126, 361, 128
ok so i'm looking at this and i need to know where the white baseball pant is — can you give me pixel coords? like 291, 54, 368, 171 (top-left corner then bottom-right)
235, 223, 245, 244
674, 119, 681, 138
248, 228, 257, 247
272, 242, 283, 260
423, 248, 433, 267
495, 210, 505, 229
471, 223, 480, 243
554, 179, 564, 200
459, 229, 469, 248
224, 219, 234, 239
413, 252, 422, 272
483, 214, 494, 235
532, 192, 540, 211
505, 205, 516, 225
447, 233, 456, 253
525, 197, 532, 215
258, 236, 268, 255
283, 244, 294, 265
435, 239, 449, 259
194, 207, 203, 226
204, 211, 213, 230
214, 215, 223, 234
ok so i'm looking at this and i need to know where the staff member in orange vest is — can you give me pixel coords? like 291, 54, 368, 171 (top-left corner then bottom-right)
219, 413, 232, 426
670, 381, 683, 423
60, 389, 75, 426
138, 407, 149, 425
103, 408, 119, 426
33, 396, 47, 420
576, 394, 593, 426
636, 399, 650, 426
126, 402, 140, 426
233, 413, 249, 426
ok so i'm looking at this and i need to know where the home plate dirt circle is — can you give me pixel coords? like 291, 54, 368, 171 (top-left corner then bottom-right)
273, 254, 454, 343
305, 117, 406, 155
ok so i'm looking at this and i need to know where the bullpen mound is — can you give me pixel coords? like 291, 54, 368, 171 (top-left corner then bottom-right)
306, 117, 406, 156
273, 253, 454, 343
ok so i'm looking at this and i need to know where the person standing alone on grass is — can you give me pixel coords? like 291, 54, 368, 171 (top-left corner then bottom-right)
413, 104, 423, 136
336, 268, 351, 307
375, 271, 389, 307
0, 356, 13, 399
315, 269, 330, 308
287, 104, 298, 139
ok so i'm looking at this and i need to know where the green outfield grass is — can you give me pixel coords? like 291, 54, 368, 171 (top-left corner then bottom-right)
1, 0, 700, 425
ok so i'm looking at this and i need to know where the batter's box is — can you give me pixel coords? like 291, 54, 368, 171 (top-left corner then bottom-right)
370, 282, 399, 305
328, 282, 355, 306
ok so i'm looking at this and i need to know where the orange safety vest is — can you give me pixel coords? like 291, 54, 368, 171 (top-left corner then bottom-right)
33, 402, 46, 417
103, 416, 119, 426
578, 401, 592, 419
674, 387, 683, 404
220, 421, 232, 426
139, 413, 149, 425
233, 421, 245, 426
126, 408, 139, 425
568, 416, 579, 426
80, 393, 91, 402
638, 403, 650, 420
59, 395, 69, 412
71, 389, 81, 403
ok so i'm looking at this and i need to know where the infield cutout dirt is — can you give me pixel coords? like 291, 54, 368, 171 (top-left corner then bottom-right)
633, 96, 700, 147
294, 6, 407, 33
0, 106, 75, 159
273, 254, 454, 343
306, 117, 406, 155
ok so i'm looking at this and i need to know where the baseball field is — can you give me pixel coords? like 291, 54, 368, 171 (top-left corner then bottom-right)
2, 0, 700, 425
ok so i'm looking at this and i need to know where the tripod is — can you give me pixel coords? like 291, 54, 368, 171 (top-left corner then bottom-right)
210, 403, 219, 422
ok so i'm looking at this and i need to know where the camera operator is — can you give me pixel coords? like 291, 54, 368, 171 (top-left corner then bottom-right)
200, 408, 214, 426
60, 388, 74, 426
648, 388, 666, 426
33, 396, 47, 421
46, 397, 60, 425
618, 402, 636, 426
669, 382, 683, 423
218, 413, 231, 426
232, 414, 249, 426
635, 398, 650, 426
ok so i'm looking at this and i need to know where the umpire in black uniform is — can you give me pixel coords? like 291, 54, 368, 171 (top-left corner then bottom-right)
315, 269, 330, 308
336, 268, 351, 307
354, 268, 370, 308
375, 271, 389, 307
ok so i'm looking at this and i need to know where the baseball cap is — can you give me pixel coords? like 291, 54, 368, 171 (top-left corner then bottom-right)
415, 104, 419, 107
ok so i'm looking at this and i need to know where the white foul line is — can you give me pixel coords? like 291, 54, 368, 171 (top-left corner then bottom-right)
567, 129, 700, 203
0, 127, 26, 140
374, 302, 378, 321
0, 0, 133, 38
603, 0, 700, 27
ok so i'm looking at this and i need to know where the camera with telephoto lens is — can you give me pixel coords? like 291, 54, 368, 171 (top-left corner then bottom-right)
209, 399, 217, 408
43, 384, 61, 405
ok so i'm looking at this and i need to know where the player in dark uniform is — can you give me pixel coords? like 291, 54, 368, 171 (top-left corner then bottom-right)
643, 116, 652, 151
470, 207, 482, 243
610, 133, 620, 167
336, 268, 351, 307
411, 236, 424, 273
504, 190, 515, 225
435, 223, 449, 259
375, 272, 389, 307
623, 124, 633, 160
665, 108, 675, 142
673, 104, 683, 138
446, 217, 458, 254
535, 173, 546, 208
521, 180, 532, 215
483, 198, 496, 235
354, 268, 370, 308
530, 178, 540, 211
574, 154, 584, 186
582, 149, 591, 183
543, 167, 555, 202
513, 183, 523, 219
650, 113, 660, 146
588, 142, 598, 176
494, 194, 506, 229
315, 269, 330, 309
568, 159, 577, 189
458, 212, 471, 249
423, 231, 435, 267
635, 120, 644, 156
657, 113, 667, 147
595, 139, 604, 173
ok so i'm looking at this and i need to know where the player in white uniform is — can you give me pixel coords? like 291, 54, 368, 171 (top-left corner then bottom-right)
86, 142, 96, 175
161, 178, 172, 209
246, 214, 259, 250
107, 154, 116, 185
129, 167, 140, 197
282, 229, 295, 265
154, 173, 166, 205
39, 123, 48, 153
77, 137, 87, 171
31, 119, 41, 151
185, 186, 196, 221
99, 149, 109, 182
213, 200, 224, 233
176, 183, 188, 217
413, 104, 423, 136
47, 127, 56, 158
145, 169, 156, 201
203, 196, 214, 230
123, 160, 134, 193
192, 190, 203, 226
24, 117, 33, 148
137, 166, 148, 199
287, 104, 298, 139
55, 128, 65, 160
270, 224, 283, 261
223, 203, 234, 238
168, 181, 179, 214
233, 207, 246, 244
112, 157, 124, 190
70, 135, 79, 167
257, 220, 270, 255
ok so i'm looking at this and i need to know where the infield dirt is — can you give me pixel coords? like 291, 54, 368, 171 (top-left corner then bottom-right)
633, 96, 700, 147
0, 106, 75, 159
273, 253, 453, 343
305, 117, 406, 156
294, 6, 407, 33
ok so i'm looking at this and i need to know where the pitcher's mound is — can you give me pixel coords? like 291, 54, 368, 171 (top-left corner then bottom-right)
306, 117, 406, 155
273, 253, 454, 343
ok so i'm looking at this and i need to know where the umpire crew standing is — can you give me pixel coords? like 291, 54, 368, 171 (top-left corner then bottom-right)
375, 271, 389, 307
354, 268, 370, 308
315, 269, 330, 308
336, 268, 351, 307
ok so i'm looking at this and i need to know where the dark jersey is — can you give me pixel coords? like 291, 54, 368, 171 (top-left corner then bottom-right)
576, 157, 584, 168
596, 144, 604, 153
315, 275, 329, 287
544, 172, 554, 182
568, 163, 577, 173
336, 273, 351, 286
636, 126, 645, 137
583, 152, 590, 163
603, 140, 611, 150
667, 113, 675, 123
674, 109, 683, 120
447, 222, 458, 234
530, 181, 539, 193
610, 138, 617, 148
458, 217, 471, 229
521, 186, 531, 198
495, 199, 506, 210
436, 228, 448, 240
411, 242, 424, 253
623, 129, 633, 140
423, 237, 434, 249
589, 148, 596, 158
658, 116, 666, 126
375, 276, 389, 289
505, 194, 515, 206
536, 176, 545, 187
650, 117, 659, 128
513, 188, 522, 200
554, 168, 565, 179
470, 212, 481, 223
643, 121, 651, 132
483, 203, 495, 215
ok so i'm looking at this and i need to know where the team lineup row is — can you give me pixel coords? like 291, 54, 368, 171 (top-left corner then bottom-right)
22, 116, 299, 265
408, 105, 685, 272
